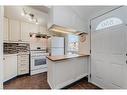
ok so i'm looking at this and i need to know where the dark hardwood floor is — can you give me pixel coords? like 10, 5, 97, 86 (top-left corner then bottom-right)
4, 72, 100, 89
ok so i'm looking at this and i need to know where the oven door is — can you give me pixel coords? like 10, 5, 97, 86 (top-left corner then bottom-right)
31, 56, 47, 70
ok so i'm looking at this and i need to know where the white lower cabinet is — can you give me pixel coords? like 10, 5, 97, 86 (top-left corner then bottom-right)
3, 54, 17, 82
47, 56, 89, 89
75, 57, 88, 80
17, 54, 29, 75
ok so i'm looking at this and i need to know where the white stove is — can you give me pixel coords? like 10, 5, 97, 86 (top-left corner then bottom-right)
30, 50, 49, 75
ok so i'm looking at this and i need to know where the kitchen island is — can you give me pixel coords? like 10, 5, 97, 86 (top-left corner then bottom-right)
47, 54, 90, 89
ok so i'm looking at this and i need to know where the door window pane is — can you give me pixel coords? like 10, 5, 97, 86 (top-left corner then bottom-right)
96, 17, 123, 30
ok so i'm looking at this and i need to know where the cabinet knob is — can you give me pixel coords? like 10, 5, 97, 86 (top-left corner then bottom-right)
3, 58, 5, 60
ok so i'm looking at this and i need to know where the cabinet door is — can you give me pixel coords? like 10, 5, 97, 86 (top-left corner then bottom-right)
39, 26, 47, 34
4, 17, 9, 41
3, 55, 17, 82
21, 22, 31, 42
75, 57, 88, 80
54, 59, 75, 86
21, 22, 39, 42
9, 19, 20, 41
29, 23, 38, 33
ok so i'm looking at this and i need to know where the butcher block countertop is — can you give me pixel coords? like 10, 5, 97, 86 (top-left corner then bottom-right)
47, 54, 90, 61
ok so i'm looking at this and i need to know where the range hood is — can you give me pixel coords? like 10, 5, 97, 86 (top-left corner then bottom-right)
48, 24, 88, 35
30, 33, 51, 38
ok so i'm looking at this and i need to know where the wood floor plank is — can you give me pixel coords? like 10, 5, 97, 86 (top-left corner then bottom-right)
4, 72, 100, 89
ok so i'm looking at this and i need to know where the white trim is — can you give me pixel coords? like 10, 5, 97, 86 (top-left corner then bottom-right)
48, 73, 88, 89
0, 6, 3, 89
30, 68, 47, 75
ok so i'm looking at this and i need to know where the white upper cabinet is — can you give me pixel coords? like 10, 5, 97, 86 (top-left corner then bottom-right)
4, 17, 9, 41
9, 19, 21, 41
4, 17, 48, 42
29, 23, 38, 33
39, 26, 48, 34
48, 7, 86, 32
21, 22, 31, 42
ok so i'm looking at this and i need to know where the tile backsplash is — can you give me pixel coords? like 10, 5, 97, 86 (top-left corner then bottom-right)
4, 43, 30, 54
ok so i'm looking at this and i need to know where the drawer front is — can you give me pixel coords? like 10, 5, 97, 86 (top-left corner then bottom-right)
18, 56, 29, 60
18, 63, 29, 68
18, 68, 29, 75
18, 60, 29, 64
18, 55, 29, 60
17, 54, 29, 75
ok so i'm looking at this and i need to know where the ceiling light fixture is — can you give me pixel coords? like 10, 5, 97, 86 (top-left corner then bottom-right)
21, 8, 39, 24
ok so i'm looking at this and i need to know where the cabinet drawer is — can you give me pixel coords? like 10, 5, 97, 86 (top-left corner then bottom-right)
18, 56, 29, 60
18, 68, 29, 75
18, 60, 29, 64
18, 63, 29, 67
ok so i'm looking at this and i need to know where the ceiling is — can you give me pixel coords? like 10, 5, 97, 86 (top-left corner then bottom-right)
29, 6, 118, 29
30, 6, 49, 13
4, 6, 119, 29
31, 6, 118, 21
4, 6, 48, 26
70, 6, 119, 21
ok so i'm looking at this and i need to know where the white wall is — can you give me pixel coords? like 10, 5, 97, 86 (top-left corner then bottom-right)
0, 6, 3, 89
78, 33, 90, 54
78, 6, 118, 55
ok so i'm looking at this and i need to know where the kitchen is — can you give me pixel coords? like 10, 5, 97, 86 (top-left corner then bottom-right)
1, 5, 127, 89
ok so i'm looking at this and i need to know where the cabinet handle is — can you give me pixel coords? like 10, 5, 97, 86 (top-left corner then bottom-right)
18, 40, 22, 42
126, 60, 127, 64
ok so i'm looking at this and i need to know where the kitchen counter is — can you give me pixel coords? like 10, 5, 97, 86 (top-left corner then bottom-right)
47, 54, 90, 89
47, 54, 90, 61
4, 53, 18, 56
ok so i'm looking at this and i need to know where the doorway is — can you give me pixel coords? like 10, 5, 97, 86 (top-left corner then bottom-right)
90, 6, 127, 89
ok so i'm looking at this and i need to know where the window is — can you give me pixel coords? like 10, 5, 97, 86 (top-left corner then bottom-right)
96, 17, 123, 30
67, 34, 79, 54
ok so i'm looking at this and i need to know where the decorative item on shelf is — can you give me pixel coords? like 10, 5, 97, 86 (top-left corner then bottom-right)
21, 8, 39, 24
79, 32, 88, 42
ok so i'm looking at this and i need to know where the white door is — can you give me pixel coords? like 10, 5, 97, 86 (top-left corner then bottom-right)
90, 6, 126, 89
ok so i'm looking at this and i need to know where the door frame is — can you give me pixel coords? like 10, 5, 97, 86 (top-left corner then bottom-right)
88, 6, 123, 83
0, 6, 4, 89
